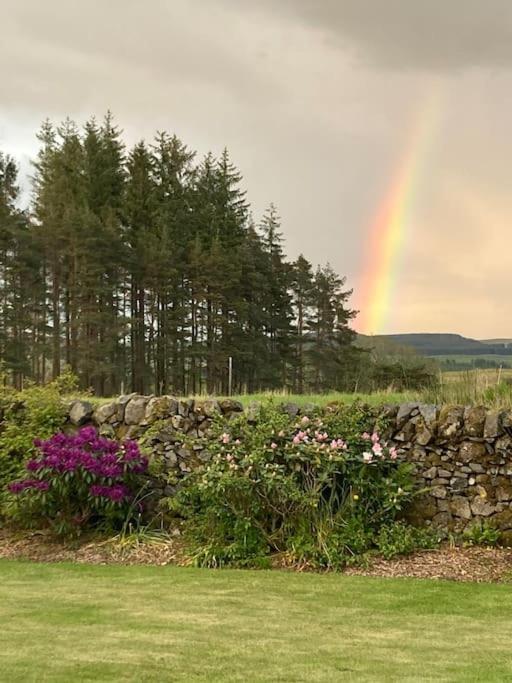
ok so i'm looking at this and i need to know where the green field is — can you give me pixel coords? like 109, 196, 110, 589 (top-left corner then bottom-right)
432, 354, 512, 369
213, 391, 415, 408
1, 560, 511, 681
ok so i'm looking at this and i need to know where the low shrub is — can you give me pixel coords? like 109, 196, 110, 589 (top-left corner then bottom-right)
463, 520, 501, 547
375, 521, 441, 559
0, 378, 71, 502
174, 402, 423, 569
6, 427, 149, 536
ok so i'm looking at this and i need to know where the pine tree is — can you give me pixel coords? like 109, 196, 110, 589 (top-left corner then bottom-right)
258, 204, 293, 388
235, 220, 271, 391
0, 152, 23, 385
307, 264, 357, 391
150, 132, 195, 393
290, 254, 315, 393
32, 120, 62, 380
82, 113, 126, 394
124, 141, 155, 393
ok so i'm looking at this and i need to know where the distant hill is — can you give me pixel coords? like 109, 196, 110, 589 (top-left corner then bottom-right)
481, 339, 512, 347
362, 333, 512, 356
356, 334, 421, 358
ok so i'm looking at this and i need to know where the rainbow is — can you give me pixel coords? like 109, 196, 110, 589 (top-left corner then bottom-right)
357, 89, 443, 335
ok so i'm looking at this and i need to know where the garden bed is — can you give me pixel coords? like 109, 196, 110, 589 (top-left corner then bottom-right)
0, 528, 187, 567
1, 528, 511, 583
345, 545, 512, 583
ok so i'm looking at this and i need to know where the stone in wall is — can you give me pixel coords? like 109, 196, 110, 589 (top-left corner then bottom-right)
69, 399, 94, 426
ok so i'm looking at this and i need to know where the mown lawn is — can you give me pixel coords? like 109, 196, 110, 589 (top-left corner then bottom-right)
0, 561, 511, 682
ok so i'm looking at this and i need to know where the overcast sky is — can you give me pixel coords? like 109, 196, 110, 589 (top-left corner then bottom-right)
2, 0, 512, 338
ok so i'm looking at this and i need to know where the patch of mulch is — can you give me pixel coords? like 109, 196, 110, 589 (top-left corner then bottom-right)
1, 528, 511, 582
0, 528, 188, 566
344, 546, 512, 583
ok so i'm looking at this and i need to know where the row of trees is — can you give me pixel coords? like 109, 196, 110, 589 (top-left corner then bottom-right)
0, 113, 365, 395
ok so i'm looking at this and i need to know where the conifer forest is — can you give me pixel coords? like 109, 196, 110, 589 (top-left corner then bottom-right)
0, 114, 362, 395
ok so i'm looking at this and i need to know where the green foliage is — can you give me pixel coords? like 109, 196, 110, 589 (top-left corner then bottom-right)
354, 335, 438, 392
53, 365, 80, 394
0, 379, 68, 503
370, 358, 437, 391
463, 520, 501, 547
375, 522, 441, 559
174, 402, 422, 569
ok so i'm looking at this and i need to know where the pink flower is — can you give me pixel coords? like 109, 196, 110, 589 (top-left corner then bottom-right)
234, 439, 241, 445
270, 442, 278, 450
221, 433, 230, 444
315, 431, 328, 442
362, 432, 371, 440
330, 440, 338, 449
372, 442, 383, 456
389, 447, 398, 460
292, 435, 301, 445
336, 439, 345, 449
301, 416, 310, 425
363, 452, 373, 463
371, 432, 380, 444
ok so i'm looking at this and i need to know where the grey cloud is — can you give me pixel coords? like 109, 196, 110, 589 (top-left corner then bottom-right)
228, 0, 512, 70
0, 0, 278, 114
2, 0, 512, 336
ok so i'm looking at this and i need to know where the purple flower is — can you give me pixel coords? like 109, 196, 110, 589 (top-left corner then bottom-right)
8, 480, 26, 494
78, 426, 97, 442
89, 484, 106, 497
108, 484, 129, 502
34, 481, 50, 491
11, 427, 145, 517
132, 457, 148, 474
122, 440, 141, 461
8, 478, 49, 494
100, 463, 123, 478
89, 483, 128, 503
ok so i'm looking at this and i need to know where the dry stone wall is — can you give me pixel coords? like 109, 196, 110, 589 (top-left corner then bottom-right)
66, 396, 512, 539
382, 402, 512, 542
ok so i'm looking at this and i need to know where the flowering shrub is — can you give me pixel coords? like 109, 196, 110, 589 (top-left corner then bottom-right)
175, 402, 422, 568
6, 427, 148, 536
